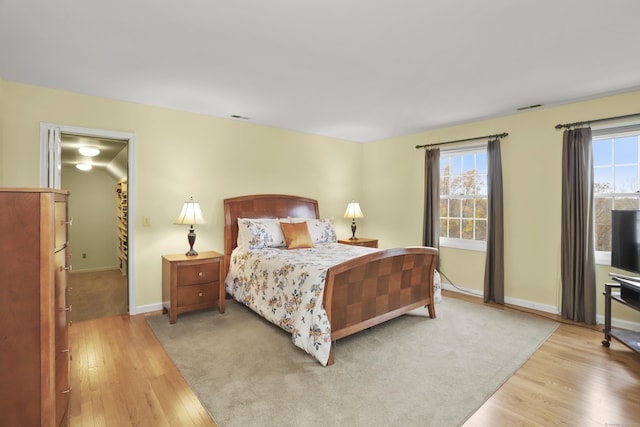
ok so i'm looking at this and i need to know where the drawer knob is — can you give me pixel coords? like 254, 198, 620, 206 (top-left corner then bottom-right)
199, 292, 203, 297
198, 272, 203, 277
61, 305, 72, 312
61, 387, 72, 394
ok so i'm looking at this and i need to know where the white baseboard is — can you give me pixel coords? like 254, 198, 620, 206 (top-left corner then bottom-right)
442, 282, 640, 332
132, 302, 163, 315
441, 282, 483, 297
596, 314, 640, 332
504, 295, 559, 315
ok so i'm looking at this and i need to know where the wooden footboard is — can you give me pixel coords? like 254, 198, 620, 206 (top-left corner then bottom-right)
323, 247, 438, 365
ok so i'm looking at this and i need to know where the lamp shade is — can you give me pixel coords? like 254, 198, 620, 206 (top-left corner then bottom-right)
175, 198, 206, 225
343, 201, 364, 219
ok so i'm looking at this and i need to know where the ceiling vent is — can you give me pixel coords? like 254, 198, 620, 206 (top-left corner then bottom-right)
516, 104, 543, 111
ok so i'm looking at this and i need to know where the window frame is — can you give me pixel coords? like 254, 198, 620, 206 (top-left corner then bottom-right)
439, 142, 488, 252
592, 123, 640, 266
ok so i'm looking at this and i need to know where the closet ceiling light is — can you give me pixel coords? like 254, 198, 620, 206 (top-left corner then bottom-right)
76, 163, 92, 171
78, 146, 100, 156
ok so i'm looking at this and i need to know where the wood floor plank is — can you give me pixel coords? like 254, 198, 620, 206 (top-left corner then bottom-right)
459, 290, 640, 427
69, 314, 216, 427
67, 291, 639, 426
88, 389, 107, 427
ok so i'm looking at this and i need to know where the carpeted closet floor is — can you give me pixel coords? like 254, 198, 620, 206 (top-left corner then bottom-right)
69, 269, 128, 322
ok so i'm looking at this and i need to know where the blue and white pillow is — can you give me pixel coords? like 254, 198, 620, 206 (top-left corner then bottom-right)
285, 217, 337, 244
237, 218, 287, 250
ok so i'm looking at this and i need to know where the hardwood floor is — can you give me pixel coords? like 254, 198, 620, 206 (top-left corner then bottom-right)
68, 314, 216, 426
456, 291, 640, 427
67, 291, 640, 426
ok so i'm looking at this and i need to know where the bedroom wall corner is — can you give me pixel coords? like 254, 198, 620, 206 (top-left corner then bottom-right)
0, 80, 365, 311
362, 89, 640, 325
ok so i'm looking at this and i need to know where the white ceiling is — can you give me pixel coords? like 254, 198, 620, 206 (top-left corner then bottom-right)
2, 1, 639, 142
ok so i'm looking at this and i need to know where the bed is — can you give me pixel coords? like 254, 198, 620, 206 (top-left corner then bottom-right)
223, 194, 438, 366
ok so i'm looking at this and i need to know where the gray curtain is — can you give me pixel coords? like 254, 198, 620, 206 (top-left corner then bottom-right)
423, 148, 440, 252
484, 139, 504, 303
561, 127, 596, 324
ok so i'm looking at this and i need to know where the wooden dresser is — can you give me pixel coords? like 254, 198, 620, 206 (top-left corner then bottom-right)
0, 189, 71, 427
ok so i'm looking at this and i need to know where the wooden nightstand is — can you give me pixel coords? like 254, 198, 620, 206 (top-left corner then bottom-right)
162, 251, 224, 324
338, 237, 378, 248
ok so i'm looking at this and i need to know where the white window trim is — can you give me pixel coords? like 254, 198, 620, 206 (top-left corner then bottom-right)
595, 250, 611, 266
439, 142, 488, 252
440, 237, 487, 252
441, 141, 487, 154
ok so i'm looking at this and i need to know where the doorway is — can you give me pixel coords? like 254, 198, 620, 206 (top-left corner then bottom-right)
40, 123, 137, 317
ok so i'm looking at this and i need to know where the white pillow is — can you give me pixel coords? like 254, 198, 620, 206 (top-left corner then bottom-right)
237, 218, 287, 250
284, 217, 336, 244
308, 218, 337, 243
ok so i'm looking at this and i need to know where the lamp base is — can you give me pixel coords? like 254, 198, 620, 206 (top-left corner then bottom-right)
350, 219, 358, 240
186, 226, 198, 257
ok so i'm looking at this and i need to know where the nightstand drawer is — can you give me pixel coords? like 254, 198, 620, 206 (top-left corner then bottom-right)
176, 262, 219, 286
177, 283, 218, 308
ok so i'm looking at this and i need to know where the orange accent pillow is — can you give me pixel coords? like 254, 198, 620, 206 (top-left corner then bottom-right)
280, 221, 314, 249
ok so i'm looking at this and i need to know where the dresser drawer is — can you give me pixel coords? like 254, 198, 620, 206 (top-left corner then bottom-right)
55, 351, 70, 427
177, 283, 218, 308
351, 240, 377, 248
54, 199, 69, 251
176, 262, 219, 286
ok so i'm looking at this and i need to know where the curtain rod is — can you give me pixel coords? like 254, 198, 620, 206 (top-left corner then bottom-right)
555, 112, 640, 130
415, 132, 508, 149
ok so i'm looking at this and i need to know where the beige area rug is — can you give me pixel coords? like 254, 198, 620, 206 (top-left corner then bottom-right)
147, 297, 558, 427
69, 269, 128, 322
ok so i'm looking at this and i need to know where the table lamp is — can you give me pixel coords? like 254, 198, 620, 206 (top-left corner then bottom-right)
175, 197, 206, 256
344, 201, 364, 240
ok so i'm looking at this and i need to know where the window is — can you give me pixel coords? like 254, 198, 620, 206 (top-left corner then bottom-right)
593, 125, 640, 263
439, 145, 487, 251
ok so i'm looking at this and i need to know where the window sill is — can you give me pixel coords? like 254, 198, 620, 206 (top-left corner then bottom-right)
595, 251, 611, 266
440, 238, 486, 252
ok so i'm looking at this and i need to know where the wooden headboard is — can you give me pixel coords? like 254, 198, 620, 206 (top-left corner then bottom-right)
222, 194, 320, 275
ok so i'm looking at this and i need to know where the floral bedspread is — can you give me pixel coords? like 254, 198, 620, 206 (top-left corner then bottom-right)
224, 243, 378, 365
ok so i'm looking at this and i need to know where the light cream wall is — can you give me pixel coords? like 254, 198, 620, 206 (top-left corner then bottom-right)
62, 167, 119, 271
362, 89, 640, 324
3, 78, 639, 323
0, 79, 6, 183
1, 80, 363, 309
